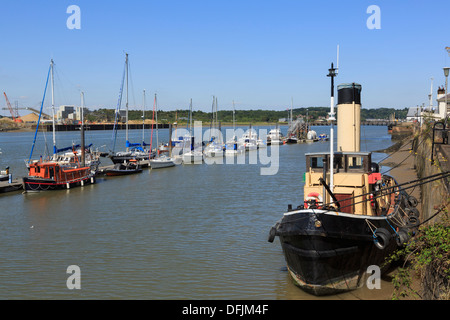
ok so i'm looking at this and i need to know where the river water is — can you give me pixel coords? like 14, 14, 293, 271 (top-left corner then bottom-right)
0, 125, 396, 299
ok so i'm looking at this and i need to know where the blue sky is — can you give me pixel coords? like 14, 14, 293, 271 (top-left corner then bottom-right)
0, 0, 449, 114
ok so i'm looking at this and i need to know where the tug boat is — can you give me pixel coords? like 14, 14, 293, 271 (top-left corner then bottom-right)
268, 74, 420, 296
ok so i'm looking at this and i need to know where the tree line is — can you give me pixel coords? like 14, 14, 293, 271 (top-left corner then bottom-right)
83, 107, 408, 124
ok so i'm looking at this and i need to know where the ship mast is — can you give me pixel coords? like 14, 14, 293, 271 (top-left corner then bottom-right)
125, 53, 129, 152
327, 62, 337, 193
81, 91, 85, 167
51, 59, 56, 156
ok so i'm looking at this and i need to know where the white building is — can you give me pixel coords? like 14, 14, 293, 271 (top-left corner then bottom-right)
436, 86, 450, 120
419, 87, 449, 122
57, 105, 81, 122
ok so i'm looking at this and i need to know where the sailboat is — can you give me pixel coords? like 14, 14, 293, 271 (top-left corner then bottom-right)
238, 125, 258, 151
225, 101, 244, 155
51, 92, 102, 173
204, 96, 224, 158
268, 65, 419, 296
109, 53, 151, 165
181, 99, 204, 164
23, 60, 95, 192
149, 94, 176, 169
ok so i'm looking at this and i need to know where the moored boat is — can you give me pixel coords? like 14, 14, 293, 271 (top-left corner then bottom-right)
267, 127, 283, 145
105, 160, 142, 176
268, 69, 420, 296
23, 60, 96, 192
23, 160, 95, 191
150, 156, 176, 169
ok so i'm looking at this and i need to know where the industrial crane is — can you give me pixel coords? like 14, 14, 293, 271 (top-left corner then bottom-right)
3, 92, 22, 123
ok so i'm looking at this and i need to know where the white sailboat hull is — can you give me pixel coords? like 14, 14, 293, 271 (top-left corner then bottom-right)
182, 152, 204, 164
150, 158, 176, 169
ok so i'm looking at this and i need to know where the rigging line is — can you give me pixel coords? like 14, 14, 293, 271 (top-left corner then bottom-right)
320, 171, 450, 208
417, 203, 449, 227
110, 60, 126, 153
379, 135, 428, 175
378, 125, 431, 170
28, 65, 51, 163
334, 173, 450, 211
127, 60, 137, 116
376, 138, 414, 165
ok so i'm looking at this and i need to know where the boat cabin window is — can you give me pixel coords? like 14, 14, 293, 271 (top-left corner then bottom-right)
348, 156, 364, 171
306, 153, 371, 173
310, 157, 324, 169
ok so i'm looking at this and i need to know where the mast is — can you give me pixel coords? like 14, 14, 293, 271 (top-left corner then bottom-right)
327, 62, 337, 193
155, 93, 159, 154
150, 93, 156, 156
125, 53, 129, 152
290, 97, 293, 125
142, 89, 146, 147
233, 100, 237, 149
80, 91, 85, 167
50, 59, 56, 155
232, 100, 236, 138
189, 99, 193, 151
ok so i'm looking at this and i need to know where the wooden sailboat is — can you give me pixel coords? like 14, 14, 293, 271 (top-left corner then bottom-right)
268, 65, 420, 296
23, 60, 95, 192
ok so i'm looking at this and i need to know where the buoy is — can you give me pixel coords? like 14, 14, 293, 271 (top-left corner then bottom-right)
304, 192, 323, 209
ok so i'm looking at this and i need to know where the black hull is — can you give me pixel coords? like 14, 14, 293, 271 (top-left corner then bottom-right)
23, 175, 95, 192
285, 138, 298, 144
105, 169, 142, 176
270, 207, 416, 295
110, 155, 149, 164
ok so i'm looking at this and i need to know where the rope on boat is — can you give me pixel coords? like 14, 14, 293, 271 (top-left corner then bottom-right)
384, 216, 399, 237
320, 171, 450, 211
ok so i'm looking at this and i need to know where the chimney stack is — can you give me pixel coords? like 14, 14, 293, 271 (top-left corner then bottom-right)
337, 83, 362, 152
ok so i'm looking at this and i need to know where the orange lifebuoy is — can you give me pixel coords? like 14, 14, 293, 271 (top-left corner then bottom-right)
304, 192, 323, 209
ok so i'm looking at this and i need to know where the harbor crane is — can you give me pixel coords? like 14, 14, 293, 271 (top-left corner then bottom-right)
2, 92, 22, 123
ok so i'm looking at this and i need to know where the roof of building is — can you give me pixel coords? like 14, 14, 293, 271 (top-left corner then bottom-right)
437, 93, 450, 102
406, 107, 421, 118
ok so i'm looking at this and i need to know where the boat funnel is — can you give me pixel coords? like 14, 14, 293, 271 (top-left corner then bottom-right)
337, 83, 362, 152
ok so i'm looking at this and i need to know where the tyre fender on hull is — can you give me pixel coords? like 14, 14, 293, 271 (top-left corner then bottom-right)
395, 228, 411, 247
373, 228, 391, 250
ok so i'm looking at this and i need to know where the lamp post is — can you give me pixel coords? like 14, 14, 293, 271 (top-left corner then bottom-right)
444, 67, 449, 126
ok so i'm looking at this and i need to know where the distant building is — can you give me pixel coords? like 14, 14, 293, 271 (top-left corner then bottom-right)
406, 106, 421, 122
57, 105, 81, 122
